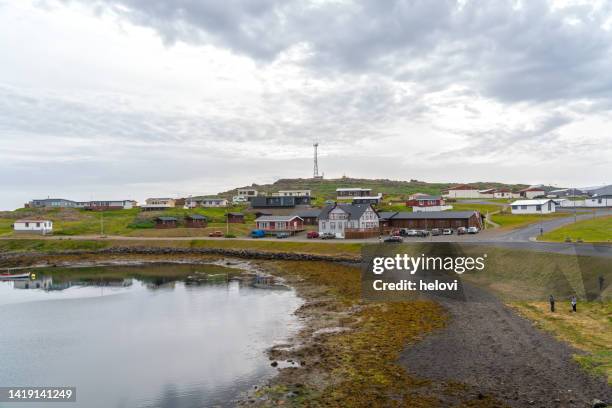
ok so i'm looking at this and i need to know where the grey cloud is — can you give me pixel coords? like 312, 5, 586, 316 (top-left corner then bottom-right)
57, 0, 612, 105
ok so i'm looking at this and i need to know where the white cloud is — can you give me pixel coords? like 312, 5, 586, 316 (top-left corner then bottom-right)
0, 0, 610, 210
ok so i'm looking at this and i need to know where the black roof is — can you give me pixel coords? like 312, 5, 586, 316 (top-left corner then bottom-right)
186, 214, 207, 220
319, 204, 374, 221
377, 211, 398, 220
294, 209, 322, 218
156, 216, 178, 221
389, 211, 480, 220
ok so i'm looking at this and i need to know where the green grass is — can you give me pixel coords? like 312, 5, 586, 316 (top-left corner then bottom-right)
492, 212, 568, 229
0, 238, 363, 258
512, 301, 612, 383
0, 206, 252, 237
450, 202, 502, 214
538, 215, 612, 243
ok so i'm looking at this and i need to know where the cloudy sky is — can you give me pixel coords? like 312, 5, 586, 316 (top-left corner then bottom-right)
1, 0, 611, 209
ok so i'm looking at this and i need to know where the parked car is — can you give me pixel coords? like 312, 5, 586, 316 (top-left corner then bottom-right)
320, 232, 336, 240
208, 230, 223, 237
250, 229, 265, 238
442, 229, 453, 235
384, 235, 403, 243
276, 232, 290, 239
431, 228, 441, 236
457, 227, 467, 235
405, 229, 419, 237
467, 226, 479, 234
306, 231, 319, 239
416, 230, 430, 237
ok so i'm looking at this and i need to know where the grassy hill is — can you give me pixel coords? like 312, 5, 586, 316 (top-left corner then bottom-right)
219, 177, 529, 204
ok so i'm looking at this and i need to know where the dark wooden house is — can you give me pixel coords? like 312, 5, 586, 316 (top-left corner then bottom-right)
379, 211, 483, 232
155, 216, 178, 229
294, 209, 321, 225
185, 214, 207, 228
226, 212, 245, 223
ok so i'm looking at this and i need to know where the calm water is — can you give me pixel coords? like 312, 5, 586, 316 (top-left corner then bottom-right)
0, 264, 302, 408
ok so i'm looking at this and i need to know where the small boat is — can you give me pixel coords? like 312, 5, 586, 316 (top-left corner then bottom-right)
0, 272, 31, 280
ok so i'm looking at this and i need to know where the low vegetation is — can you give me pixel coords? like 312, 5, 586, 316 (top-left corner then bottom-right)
491, 212, 568, 229
512, 302, 612, 384
538, 215, 612, 243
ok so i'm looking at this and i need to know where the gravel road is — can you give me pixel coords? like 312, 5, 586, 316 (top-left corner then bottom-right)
400, 283, 611, 407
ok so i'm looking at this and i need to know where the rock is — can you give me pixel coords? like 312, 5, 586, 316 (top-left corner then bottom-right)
592, 399, 607, 408
271, 361, 278, 367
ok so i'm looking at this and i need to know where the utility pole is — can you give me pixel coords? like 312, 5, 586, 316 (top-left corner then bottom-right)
226, 202, 229, 236
313, 142, 319, 178
100, 212, 104, 236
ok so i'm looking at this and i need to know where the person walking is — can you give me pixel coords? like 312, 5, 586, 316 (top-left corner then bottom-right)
549, 295, 555, 312
599, 275, 605, 292
570, 295, 577, 312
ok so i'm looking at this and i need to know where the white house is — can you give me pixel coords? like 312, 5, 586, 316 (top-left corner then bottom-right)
510, 199, 557, 214
478, 188, 496, 199
141, 198, 176, 211
275, 190, 311, 197
336, 188, 372, 199
236, 188, 259, 200
585, 194, 612, 208
443, 184, 480, 198
186, 197, 228, 208
318, 203, 379, 238
14, 219, 53, 235
518, 187, 546, 199
232, 195, 248, 204
493, 189, 518, 199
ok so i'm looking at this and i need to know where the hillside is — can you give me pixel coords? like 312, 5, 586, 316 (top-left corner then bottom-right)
220, 177, 530, 201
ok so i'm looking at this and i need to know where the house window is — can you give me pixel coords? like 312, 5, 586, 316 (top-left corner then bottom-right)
536, 205, 542, 211
330, 222, 335, 230
36, 222, 40, 227
521, 205, 527, 210
321, 221, 326, 229
25, 222, 29, 227
511, 206, 517, 210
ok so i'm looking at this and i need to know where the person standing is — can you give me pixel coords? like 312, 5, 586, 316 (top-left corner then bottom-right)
549, 295, 555, 312
599, 275, 605, 292
570, 295, 577, 312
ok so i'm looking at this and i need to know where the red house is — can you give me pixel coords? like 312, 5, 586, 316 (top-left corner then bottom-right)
406, 195, 445, 207
226, 212, 245, 223
255, 215, 304, 232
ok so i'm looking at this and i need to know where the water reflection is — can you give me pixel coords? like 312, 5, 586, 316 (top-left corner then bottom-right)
0, 263, 302, 408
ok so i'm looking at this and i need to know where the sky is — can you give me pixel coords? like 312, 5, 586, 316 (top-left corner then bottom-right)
1, 0, 611, 210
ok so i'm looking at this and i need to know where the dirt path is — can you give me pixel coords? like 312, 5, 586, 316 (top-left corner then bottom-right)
400, 283, 611, 407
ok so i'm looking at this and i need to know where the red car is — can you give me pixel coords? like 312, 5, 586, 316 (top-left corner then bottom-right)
306, 231, 319, 239
208, 230, 223, 237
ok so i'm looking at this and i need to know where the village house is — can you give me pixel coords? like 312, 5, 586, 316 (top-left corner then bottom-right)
318, 203, 379, 239
185, 214, 208, 228
493, 189, 518, 199
185, 197, 228, 208
154, 216, 178, 228
585, 194, 612, 208
275, 190, 311, 197
478, 188, 496, 199
255, 215, 304, 233
442, 184, 480, 199
251, 196, 299, 208
236, 188, 259, 202
232, 195, 248, 204
378, 211, 483, 232
352, 194, 383, 205
27, 198, 77, 208
405, 195, 452, 212
336, 188, 371, 199
293, 209, 321, 225
27, 198, 136, 210
79, 200, 137, 210
510, 199, 557, 214
141, 198, 176, 211
13, 219, 53, 235
226, 212, 245, 223
518, 187, 546, 199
